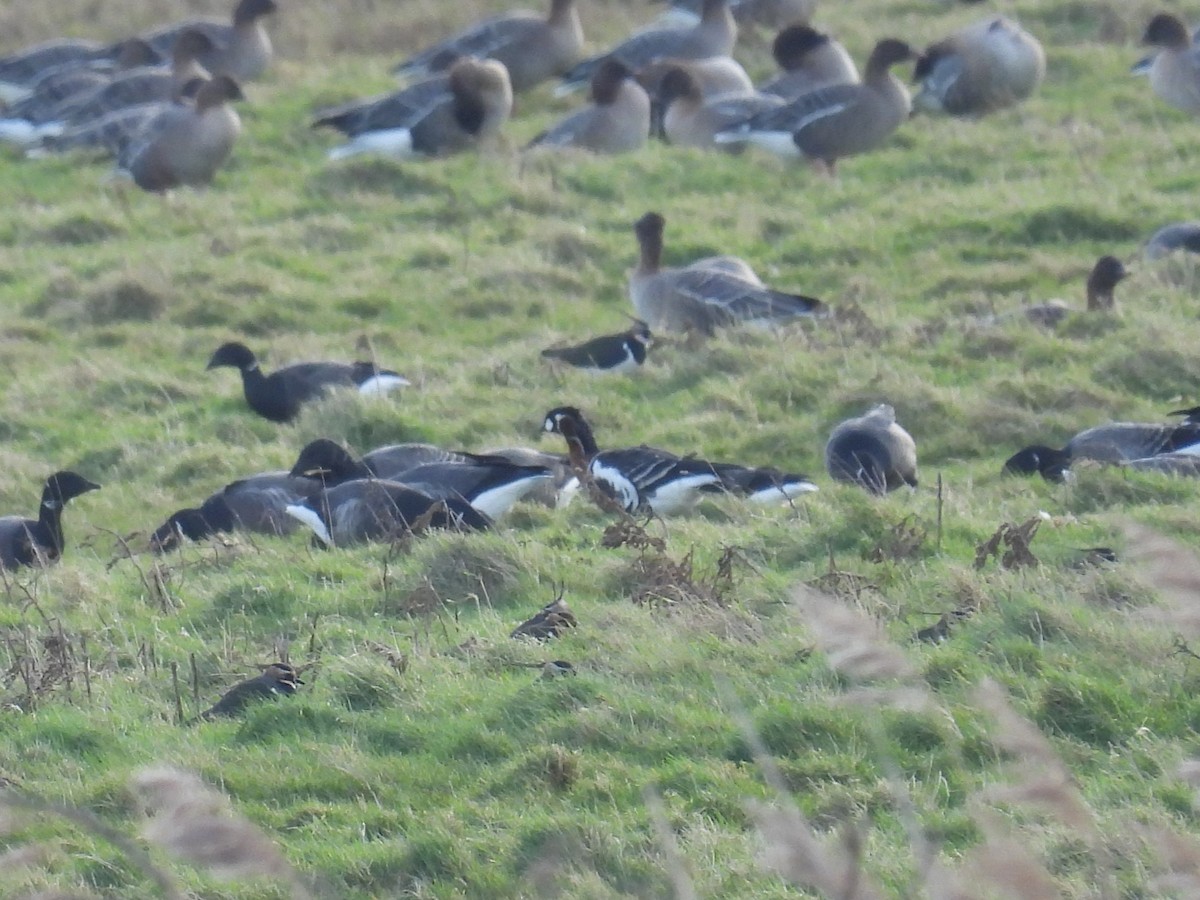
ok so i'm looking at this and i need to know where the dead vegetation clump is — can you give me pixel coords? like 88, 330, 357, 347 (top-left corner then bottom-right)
866, 515, 928, 564
974, 517, 1042, 570
0, 625, 86, 712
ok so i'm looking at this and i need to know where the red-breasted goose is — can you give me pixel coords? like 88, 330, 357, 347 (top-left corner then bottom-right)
207, 340, 409, 423
825, 405, 918, 495
392, 0, 583, 92
715, 38, 915, 174
629, 211, 824, 334
142, 0, 276, 81
558, 0, 736, 94
0, 471, 100, 570
914, 17, 1045, 117
525, 59, 651, 153
758, 25, 859, 101
326, 58, 512, 161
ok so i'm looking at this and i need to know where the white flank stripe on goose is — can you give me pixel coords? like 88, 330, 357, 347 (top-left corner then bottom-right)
745, 481, 820, 505
722, 129, 802, 157
467, 472, 552, 520
589, 460, 640, 512
284, 504, 332, 546
645, 472, 721, 515
357, 373, 410, 395
328, 127, 414, 161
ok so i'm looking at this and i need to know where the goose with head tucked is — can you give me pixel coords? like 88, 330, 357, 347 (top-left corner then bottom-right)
914, 17, 1045, 117
825, 405, 918, 495
758, 24, 859, 101
0, 471, 100, 570
392, 0, 583, 92
715, 37, 915, 174
629, 211, 824, 334
326, 58, 512, 161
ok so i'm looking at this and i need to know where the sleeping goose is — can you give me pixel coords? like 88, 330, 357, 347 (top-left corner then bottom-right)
628, 211, 824, 334
758, 24, 859, 100
1141, 13, 1200, 113
207, 340, 408, 423
715, 38, 915, 174
525, 59, 651, 153
391, 0, 583, 92
326, 58, 512, 161
825, 405, 918, 495
1004, 416, 1200, 482
658, 64, 783, 150
558, 0, 736, 94
141, 0, 277, 81
0, 471, 100, 570
914, 17, 1045, 117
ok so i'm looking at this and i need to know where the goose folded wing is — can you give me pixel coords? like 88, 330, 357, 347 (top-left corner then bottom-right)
732, 81, 859, 133
395, 15, 531, 75
671, 269, 822, 328
314, 77, 451, 136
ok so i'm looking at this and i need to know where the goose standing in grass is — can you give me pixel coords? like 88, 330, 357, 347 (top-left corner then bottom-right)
628, 211, 824, 334
541, 321, 653, 373
326, 58, 512, 161
715, 38, 915, 174
758, 25, 859, 101
0, 471, 100, 570
1145, 221, 1200, 260
658, 64, 783, 150
207, 341, 409, 423
542, 406, 724, 515
825, 405, 918, 495
1141, 13, 1200, 113
1004, 416, 1200, 482
913, 17, 1045, 117
284, 481, 491, 548
149, 472, 320, 552
188, 663, 302, 723
142, 0, 277, 81
1015, 255, 1128, 326
525, 59, 651, 153
557, 0, 736, 94
391, 0, 583, 92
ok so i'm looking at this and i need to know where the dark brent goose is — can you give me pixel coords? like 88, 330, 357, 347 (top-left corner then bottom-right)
658, 65, 784, 150
541, 321, 653, 373
825, 405, 918, 495
290, 439, 470, 484
188, 663, 302, 723
149, 472, 319, 552
326, 58, 513, 161
142, 0, 277, 81
542, 406, 723, 515
511, 595, 577, 640
557, 0, 736, 95
629, 212, 824, 334
42, 30, 215, 130
1141, 13, 1200, 113
715, 38, 915, 174
656, 0, 815, 29
0, 39, 128, 102
117, 74, 245, 192
1145, 222, 1200, 259
392, 0, 583, 92
1004, 416, 1200, 482
0, 471, 100, 570
525, 60, 651, 154
914, 17, 1045, 117
758, 25, 860, 101
207, 340, 409, 423
284, 481, 491, 548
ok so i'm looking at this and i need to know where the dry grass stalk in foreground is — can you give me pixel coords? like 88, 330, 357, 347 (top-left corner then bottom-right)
132, 766, 313, 898
791, 585, 915, 681
956, 811, 1062, 900
1123, 523, 1200, 636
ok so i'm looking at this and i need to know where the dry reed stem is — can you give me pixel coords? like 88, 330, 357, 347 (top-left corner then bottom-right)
958, 812, 1062, 900
792, 585, 915, 682
1123, 524, 1200, 636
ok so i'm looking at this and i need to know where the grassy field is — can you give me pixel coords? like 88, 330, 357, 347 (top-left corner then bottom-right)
3, 0, 1200, 896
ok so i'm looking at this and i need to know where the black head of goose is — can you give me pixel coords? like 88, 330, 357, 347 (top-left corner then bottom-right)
1142, 13, 1200, 114
0, 471, 100, 570
290, 438, 471, 485
392, 0, 582, 92
824, 404, 918, 495
1004, 416, 1200, 481
143, 0, 277, 82
188, 661, 302, 723
658, 64, 784, 150
1002, 445, 1071, 483
557, 0, 736, 94
526, 59, 651, 153
206, 340, 409, 423
716, 38, 916, 175
541, 405, 722, 515
629, 211, 824, 334
541, 320, 653, 373
759, 24, 860, 100
118, 74, 245, 192
284, 479, 491, 548
328, 58, 513, 161
913, 17, 1045, 117
149, 471, 317, 552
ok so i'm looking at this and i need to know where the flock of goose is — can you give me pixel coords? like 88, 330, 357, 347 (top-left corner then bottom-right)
2, 1, 1200, 705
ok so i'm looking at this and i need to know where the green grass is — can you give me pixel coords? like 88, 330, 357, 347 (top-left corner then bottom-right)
3, 0, 1200, 896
